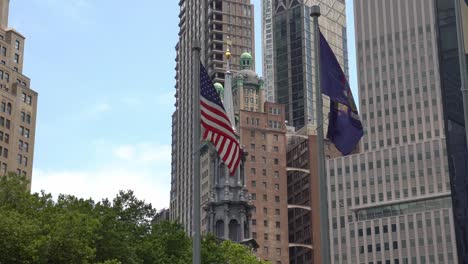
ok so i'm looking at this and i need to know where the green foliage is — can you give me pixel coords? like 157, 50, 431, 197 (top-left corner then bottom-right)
0, 173, 267, 264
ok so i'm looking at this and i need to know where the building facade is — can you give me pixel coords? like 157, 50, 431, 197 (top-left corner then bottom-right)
0, 0, 37, 184
286, 127, 341, 264
326, 0, 458, 263
435, 0, 468, 262
262, 0, 275, 102
273, 0, 347, 130
239, 102, 289, 264
170, 0, 255, 233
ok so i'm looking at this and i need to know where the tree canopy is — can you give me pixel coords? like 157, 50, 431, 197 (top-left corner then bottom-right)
0, 173, 268, 264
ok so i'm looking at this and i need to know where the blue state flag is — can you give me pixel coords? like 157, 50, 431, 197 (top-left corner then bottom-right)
320, 32, 363, 155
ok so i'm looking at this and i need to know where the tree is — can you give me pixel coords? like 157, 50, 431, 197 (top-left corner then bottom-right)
0, 173, 269, 263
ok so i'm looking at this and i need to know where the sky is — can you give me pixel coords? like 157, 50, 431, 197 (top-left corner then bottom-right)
8, 0, 357, 211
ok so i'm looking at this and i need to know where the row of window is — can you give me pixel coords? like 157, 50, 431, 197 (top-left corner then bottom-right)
353, 253, 455, 264
250, 143, 279, 152
0, 146, 8, 158
329, 147, 446, 176
250, 168, 280, 177
251, 181, 280, 190
0, 70, 10, 82
250, 155, 280, 164
0, 131, 9, 143
21, 93, 32, 105
17, 154, 28, 166
250, 130, 279, 141
0, 102, 11, 114
18, 140, 29, 152
20, 111, 31, 124
251, 193, 281, 202
0, 117, 10, 129
15, 169, 27, 177
252, 219, 281, 228
19, 126, 30, 138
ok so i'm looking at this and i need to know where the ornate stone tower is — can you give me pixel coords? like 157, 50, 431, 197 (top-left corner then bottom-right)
202, 145, 253, 242
232, 53, 266, 115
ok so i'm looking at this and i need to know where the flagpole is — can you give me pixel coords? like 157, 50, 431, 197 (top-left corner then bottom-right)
311, 6, 331, 264
454, 0, 468, 146
192, 40, 201, 264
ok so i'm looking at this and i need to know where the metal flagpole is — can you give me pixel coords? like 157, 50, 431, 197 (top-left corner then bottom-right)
192, 40, 201, 264
311, 6, 331, 264
454, 0, 468, 145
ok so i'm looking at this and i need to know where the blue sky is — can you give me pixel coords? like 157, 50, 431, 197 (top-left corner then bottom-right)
8, 0, 357, 210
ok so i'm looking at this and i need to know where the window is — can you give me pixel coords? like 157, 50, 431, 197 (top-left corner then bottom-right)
15, 40, 20, 50
275, 196, 280, 202
26, 96, 32, 105
251, 181, 256, 187
1, 46, 6, 56
276, 221, 280, 228
4, 133, 8, 143
274, 158, 279, 165
3, 148, 8, 158
24, 142, 29, 152
275, 209, 280, 215
17, 154, 22, 164
14, 54, 19, 63
26, 114, 31, 124
0, 102, 4, 112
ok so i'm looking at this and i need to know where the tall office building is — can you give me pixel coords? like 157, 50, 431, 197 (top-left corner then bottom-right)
170, 0, 255, 233
326, 0, 458, 263
435, 0, 468, 262
262, 0, 275, 102
272, 0, 347, 129
286, 126, 342, 264
0, 0, 37, 184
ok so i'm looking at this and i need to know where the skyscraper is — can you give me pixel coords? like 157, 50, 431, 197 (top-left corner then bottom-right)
0, 0, 38, 184
170, 0, 255, 233
272, 0, 347, 130
262, 0, 275, 102
326, 0, 458, 263
435, 0, 468, 261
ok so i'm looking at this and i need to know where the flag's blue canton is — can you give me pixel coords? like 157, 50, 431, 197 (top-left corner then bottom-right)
200, 64, 225, 110
320, 32, 363, 155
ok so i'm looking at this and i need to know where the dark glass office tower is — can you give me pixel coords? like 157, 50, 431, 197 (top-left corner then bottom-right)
273, 0, 347, 130
435, 0, 468, 262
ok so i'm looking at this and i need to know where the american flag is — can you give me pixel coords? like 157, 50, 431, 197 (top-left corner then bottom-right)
199, 63, 241, 175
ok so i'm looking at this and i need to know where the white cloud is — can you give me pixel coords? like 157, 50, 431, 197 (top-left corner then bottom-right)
112, 143, 171, 164
32, 142, 171, 210
95, 103, 111, 113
